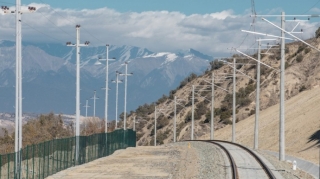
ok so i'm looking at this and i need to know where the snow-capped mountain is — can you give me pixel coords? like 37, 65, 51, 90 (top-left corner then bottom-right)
0, 40, 211, 118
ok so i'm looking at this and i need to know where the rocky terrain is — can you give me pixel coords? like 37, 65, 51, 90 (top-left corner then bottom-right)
124, 35, 320, 166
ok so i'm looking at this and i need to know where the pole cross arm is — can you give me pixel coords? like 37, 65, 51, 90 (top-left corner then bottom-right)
220, 60, 256, 81
236, 49, 280, 72
99, 58, 116, 61
119, 73, 133, 76
261, 17, 320, 53
112, 80, 123, 83
66, 42, 76, 46
2, 6, 36, 14
241, 30, 295, 40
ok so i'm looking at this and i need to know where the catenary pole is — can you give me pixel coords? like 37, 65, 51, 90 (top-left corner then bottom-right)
133, 116, 136, 131
115, 72, 121, 129
211, 72, 215, 140
254, 39, 261, 150
97, 45, 115, 133
280, 12, 286, 161
232, 58, 236, 143
191, 85, 194, 140
154, 107, 157, 146
120, 62, 132, 130
174, 96, 177, 142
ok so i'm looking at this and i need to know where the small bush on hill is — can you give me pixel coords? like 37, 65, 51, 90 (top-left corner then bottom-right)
296, 54, 303, 63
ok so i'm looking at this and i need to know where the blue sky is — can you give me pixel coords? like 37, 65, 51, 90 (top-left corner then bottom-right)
18, 0, 320, 15
0, 0, 320, 55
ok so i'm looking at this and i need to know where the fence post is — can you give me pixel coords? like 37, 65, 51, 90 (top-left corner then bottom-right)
26, 145, 29, 179
8, 153, 10, 179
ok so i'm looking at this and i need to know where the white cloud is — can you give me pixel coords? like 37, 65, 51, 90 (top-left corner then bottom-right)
0, 3, 317, 56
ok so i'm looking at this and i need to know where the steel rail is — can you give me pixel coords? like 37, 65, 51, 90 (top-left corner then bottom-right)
211, 140, 276, 179
185, 140, 239, 179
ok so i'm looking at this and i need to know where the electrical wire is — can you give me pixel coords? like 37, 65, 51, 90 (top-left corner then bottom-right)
302, 0, 320, 14
38, 0, 106, 46
35, 9, 75, 38
21, 20, 66, 43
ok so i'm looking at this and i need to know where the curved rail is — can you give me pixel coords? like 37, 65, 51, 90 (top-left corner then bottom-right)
211, 140, 276, 179
207, 141, 239, 179
185, 140, 238, 179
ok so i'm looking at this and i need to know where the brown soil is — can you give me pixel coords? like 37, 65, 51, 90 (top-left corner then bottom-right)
201, 87, 320, 164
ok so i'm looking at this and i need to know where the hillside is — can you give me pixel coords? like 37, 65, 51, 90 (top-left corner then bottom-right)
124, 34, 320, 164
208, 86, 320, 164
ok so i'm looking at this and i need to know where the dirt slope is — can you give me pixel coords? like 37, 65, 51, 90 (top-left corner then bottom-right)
203, 86, 320, 164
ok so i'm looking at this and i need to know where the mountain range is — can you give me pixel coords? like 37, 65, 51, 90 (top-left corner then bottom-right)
0, 40, 212, 119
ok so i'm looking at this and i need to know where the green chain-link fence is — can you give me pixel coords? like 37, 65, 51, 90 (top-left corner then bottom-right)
0, 129, 136, 179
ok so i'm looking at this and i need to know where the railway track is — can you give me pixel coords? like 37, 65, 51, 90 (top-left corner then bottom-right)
187, 140, 276, 179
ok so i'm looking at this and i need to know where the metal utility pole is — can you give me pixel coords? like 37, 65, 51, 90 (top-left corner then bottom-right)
154, 106, 157, 146
1, 4, 36, 177
243, 12, 320, 161
211, 72, 215, 140
95, 45, 115, 133
83, 99, 90, 117
66, 25, 90, 164
112, 71, 122, 129
279, 12, 285, 161
133, 116, 136, 131
83, 99, 90, 135
232, 58, 236, 143
16, 2, 22, 177
191, 85, 195, 140
174, 96, 177, 142
254, 39, 261, 150
120, 62, 133, 130
91, 90, 99, 120
104, 45, 114, 133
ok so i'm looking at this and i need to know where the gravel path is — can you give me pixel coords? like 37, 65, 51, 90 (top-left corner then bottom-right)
170, 141, 230, 179
46, 141, 315, 179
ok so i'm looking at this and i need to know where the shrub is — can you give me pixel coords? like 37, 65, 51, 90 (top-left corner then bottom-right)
149, 138, 154, 146
297, 45, 305, 54
238, 98, 252, 106
210, 60, 224, 70
220, 110, 232, 121
185, 111, 192, 123
250, 109, 255, 116
285, 47, 289, 53
157, 131, 169, 144
157, 115, 169, 130
285, 62, 290, 69
178, 73, 198, 89
222, 118, 232, 125
296, 54, 303, 63
136, 132, 144, 141
156, 94, 168, 104
304, 48, 311, 54
299, 85, 307, 92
